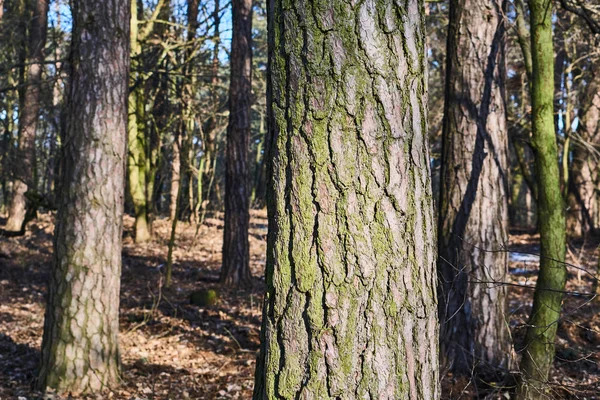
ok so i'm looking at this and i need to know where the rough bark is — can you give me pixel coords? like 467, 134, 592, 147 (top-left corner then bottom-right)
437, 0, 512, 376
221, 0, 252, 286
37, 0, 129, 394
253, 0, 439, 398
517, 0, 567, 397
5, 0, 48, 232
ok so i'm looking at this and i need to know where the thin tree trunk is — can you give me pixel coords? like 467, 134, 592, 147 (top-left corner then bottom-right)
169, 58, 182, 222
201, 0, 221, 211
253, 0, 439, 397
567, 66, 600, 236
166, 138, 183, 288
200, 0, 221, 214
5, 0, 48, 232
251, 110, 266, 208
515, 0, 532, 81
221, 0, 252, 286
128, 0, 151, 242
126, 0, 167, 240
147, 0, 170, 224
37, 0, 129, 394
170, 130, 181, 220
169, 0, 199, 222
518, 0, 567, 397
438, 0, 512, 376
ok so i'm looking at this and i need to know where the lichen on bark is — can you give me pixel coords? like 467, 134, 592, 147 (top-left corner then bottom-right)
253, 1, 439, 398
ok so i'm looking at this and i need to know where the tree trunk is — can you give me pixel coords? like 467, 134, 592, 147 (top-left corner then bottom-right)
170, 130, 181, 220
178, 0, 200, 222
517, 0, 567, 397
515, 0, 532, 81
201, 0, 221, 211
146, 0, 170, 225
437, 0, 512, 376
37, 0, 129, 394
126, 0, 168, 240
567, 66, 600, 236
253, 0, 439, 398
5, 0, 48, 232
127, 0, 151, 242
251, 110, 266, 208
220, 0, 252, 286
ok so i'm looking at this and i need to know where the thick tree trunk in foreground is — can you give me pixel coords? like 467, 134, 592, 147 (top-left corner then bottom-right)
253, 0, 439, 398
438, 0, 512, 375
5, 0, 48, 232
518, 0, 567, 397
221, 0, 252, 286
37, 0, 129, 394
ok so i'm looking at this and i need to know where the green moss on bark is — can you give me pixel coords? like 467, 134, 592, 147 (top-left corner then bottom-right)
253, 0, 438, 398
517, 0, 567, 397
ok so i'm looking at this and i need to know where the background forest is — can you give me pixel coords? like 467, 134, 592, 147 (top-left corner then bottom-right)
0, 0, 599, 399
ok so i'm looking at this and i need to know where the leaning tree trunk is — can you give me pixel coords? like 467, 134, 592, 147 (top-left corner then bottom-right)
37, 0, 129, 394
518, 0, 567, 397
5, 0, 48, 232
437, 0, 512, 376
253, 0, 439, 398
221, 0, 252, 286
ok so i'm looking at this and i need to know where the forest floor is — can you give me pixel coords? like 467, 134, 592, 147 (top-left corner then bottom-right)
0, 211, 599, 399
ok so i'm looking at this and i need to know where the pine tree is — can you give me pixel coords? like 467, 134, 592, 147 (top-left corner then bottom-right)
5, 0, 48, 232
437, 0, 513, 375
221, 0, 253, 286
253, 0, 439, 397
37, 0, 130, 393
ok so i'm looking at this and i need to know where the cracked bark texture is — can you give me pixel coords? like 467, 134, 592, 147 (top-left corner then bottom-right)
5, 0, 48, 232
221, 0, 253, 286
437, 0, 512, 375
253, 0, 439, 398
37, 0, 129, 394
